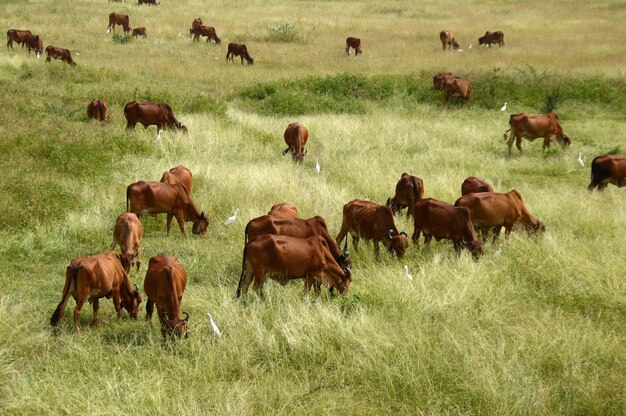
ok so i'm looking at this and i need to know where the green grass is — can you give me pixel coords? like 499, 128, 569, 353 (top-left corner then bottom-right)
1, 0, 625, 414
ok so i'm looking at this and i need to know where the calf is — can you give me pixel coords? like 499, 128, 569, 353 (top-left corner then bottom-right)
478, 31, 504, 47
588, 155, 626, 191
226, 43, 253, 65
24, 34, 43, 57
7, 29, 32, 50
345, 37, 362, 55
386, 172, 425, 217
110, 212, 144, 270
87, 98, 109, 122
131, 27, 147, 38
461, 177, 494, 196
267, 202, 299, 218
439, 30, 459, 51
444, 77, 471, 106
504, 113, 571, 155
190, 25, 221, 44
282, 122, 308, 163
45, 46, 76, 66
160, 165, 192, 194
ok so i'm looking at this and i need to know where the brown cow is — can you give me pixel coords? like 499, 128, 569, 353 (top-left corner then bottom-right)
433, 72, 455, 91
504, 113, 571, 155
267, 202, 299, 218
282, 122, 308, 163
189, 25, 220, 44
131, 27, 147, 38
138, 0, 159, 5
412, 198, 483, 259
45, 46, 76, 66
144, 254, 189, 340
110, 212, 144, 270
237, 234, 351, 299
336, 199, 409, 258
226, 43, 253, 65
386, 173, 425, 217
345, 37, 362, 55
478, 31, 504, 47
588, 155, 626, 191
6, 29, 32, 50
107, 12, 131, 34
160, 165, 192, 194
50, 251, 142, 331
24, 34, 43, 57
124, 100, 188, 135
439, 30, 459, 51
87, 98, 109, 122
444, 77, 471, 106
455, 190, 545, 243
461, 177, 494, 196
126, 181, 208, 236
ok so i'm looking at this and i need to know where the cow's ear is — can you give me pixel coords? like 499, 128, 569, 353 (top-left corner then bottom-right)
200, 211, 206, 219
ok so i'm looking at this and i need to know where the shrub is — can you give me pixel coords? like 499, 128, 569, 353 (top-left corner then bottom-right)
265, 22, 303, 43
111, 34, 133, 44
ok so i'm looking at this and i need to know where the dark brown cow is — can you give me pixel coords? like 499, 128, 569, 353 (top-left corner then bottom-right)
433, 72, 455, 91
267, 203, 299, 218
282, 122, 308, 163
124, 100, 188, 135
345, 37, 362, 55
444, 77, 471, 105
588, 155, 626, 191
160, 165, 193, 194
386, 173, 425, 217
461, 177, 494, 196
190, 25, 221, 44
24, 34, 43, 57
131, 27, 147, 38
7, 29, 32, 50
126, 181, 208, 236
110, 212, 144, 270
504, 113, 571, 155
336, 199, 409, 258
144, 254, 189, 340
45, 46, 76, 66
412, 198, 483, 259
237, 234, 351, 299
138, 0, 159, 5
107, 12, 131, 34
87, 98, 110, 122
50, 251, 142, 331
478, 31, 504, 47
454, 190, 545, 243
226, 43, 253, 65
439, 30, 459, 51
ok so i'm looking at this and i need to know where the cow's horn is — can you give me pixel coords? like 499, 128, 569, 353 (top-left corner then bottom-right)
182, 312, 190, 322
400, 231, 408, 237
388, 229, 394, 239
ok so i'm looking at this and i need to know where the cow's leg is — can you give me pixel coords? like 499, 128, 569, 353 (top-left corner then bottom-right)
351, 235, 360, 251
373, 240, 380, 257
135, 244, 141, 270
598, 182, 608, 192
146, 298, 154, 320
156, 305, 168, 340
304, 274, 316, 296
335, 224, 349, 247
240, 55, 245, 65
110, 239, 117, 250
492, 226, 503, 244
252, 267, 265, 299
504, 223, 514, 239
345, 45, 350, 54
73, 292, 89, 332
174, 212, 186, 235
166, 214, 174, 235
542, 136, 552, 151
91, 299, 100, 326
412, 226, 421, 246
424, 233, 432, 247
112, 290, 123, 319
238, 261, 254, 297
515, 135, 523, 153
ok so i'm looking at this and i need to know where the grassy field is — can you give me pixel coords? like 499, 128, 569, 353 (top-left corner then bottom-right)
1, 0, 625, 414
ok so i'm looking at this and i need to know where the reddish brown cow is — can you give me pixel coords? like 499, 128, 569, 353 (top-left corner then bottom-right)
237, 234, 351, 299
124, 100, 188, 135
190, 25, 221, 44
160, 165, 193, 194
45, 46, 76, 66
461, 177, 494, 196
412, 198, 483, 259
87, 98, 109, 122
50, 251, 142, 331
439, 30, 459, 51
226, 43, 253, 65
454, 190, 545, 243
110, 212, 144, 270
282, 122, 308, 163
478, 31, 504, 47
7, 29, 32, 50
588, 155, 626, 191
24, 34, 43, 57
345, 37, 362, 55
144, 254, 189, 340
267, 203, 299, 218
336, 199, 409, 258
504, 113, 571, 155
386, 172, 425, 217
444, 77, 471, 106
433, 72, 455, 91
126, 181, 208, 236
107, 12, 131, 34
131, 27, 147, 38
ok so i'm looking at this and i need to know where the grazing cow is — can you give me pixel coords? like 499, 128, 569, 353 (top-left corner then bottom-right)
454, 190, 545, 243
267, 202, 299, 219
126, 181, 208, 236
439, 30, 459, 51
124, 100, 188, 135
131, 27, 147, 38
107, 12, 131, 34
45, 46, 76, 66
345, 37, 362, 55
386, 173, 425, 217
24, 34, 43, 57
110, 212, 144, 270
282, 122, 308, 163
87, 98, 109, 122
412, 198, 483, 259
189, 25, 221, 44
444, 77, 471, 106
50, 251, 142, 331
160, 165, 192, 194
588, 155, 626, 191
237, 234, 351, 299
478, 31, 504, 47
138, 0, 159, 4
461, 177, 494, 196
503, 113, 571, 155
143, 254, 189, 340
226, 43, 253, 65
6, 29, 32, 50
433, 72, 455, 91
336, 199, 409, 258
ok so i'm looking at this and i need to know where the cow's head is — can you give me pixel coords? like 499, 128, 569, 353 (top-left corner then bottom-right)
338, 248, 352, 268
467, 240, 483, 261
560, 135, 571, 149
529, 220, 546, 234
478, 36, 486, 46
336, 266, 352, 295
122, 284, 142, 319
177, 123, 189, 135
386, 197, 402, 214
386, 229, 409, 258
452, 40, 460, 50
192, 211, 209, 236
163, 312, 189, 339
293, 148, 306, 163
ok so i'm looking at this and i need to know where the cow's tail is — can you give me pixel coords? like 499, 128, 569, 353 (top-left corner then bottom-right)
236, 244, 249, 298
503, 128, 511, 141
588, 157, 606, 191
126, 185, 131, 212
97, 100, 104, 121
50, 264, 79, 326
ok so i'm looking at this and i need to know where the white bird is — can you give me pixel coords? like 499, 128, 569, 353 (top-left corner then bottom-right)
206, 313, 222, 337
577, 153, 584, 167
156, 129, 162, 140
469, 43, 473, 49
457, 49, 464, 52
500, 102, 507, 112
106, 27, 111, 34
404, 265, 413, 281
223, 208, 240, 226
494, 244, 503, 258
315, 158, 320, 175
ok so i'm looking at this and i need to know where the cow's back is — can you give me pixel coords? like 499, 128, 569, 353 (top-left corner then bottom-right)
268, 202, 299, 218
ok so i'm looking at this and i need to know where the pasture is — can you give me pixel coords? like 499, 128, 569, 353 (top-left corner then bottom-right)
1, 0, 625, 414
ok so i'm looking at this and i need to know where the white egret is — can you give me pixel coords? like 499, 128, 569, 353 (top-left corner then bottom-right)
577, 153, 584, 167
500, 102, 507, 112
404, 265, 413, 281
224, 208, 240, 226
206, 313, 222, 337
315, 158, 320, 175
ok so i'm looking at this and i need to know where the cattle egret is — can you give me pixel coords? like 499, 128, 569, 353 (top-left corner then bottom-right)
156, 129, 162, 140
469, 43, 473, 49
107, 28, 111, 34
315, 158, 320, 175
224, 208, 240, 226
494, 244, 503, 258
577, 153, 584, 167
404, 265, 413, 281
500, 102, 507, 111
206, 313, 222, 337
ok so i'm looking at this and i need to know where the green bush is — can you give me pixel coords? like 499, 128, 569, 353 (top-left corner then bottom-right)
265, 22, 303, 43
111, 34, 133, 44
